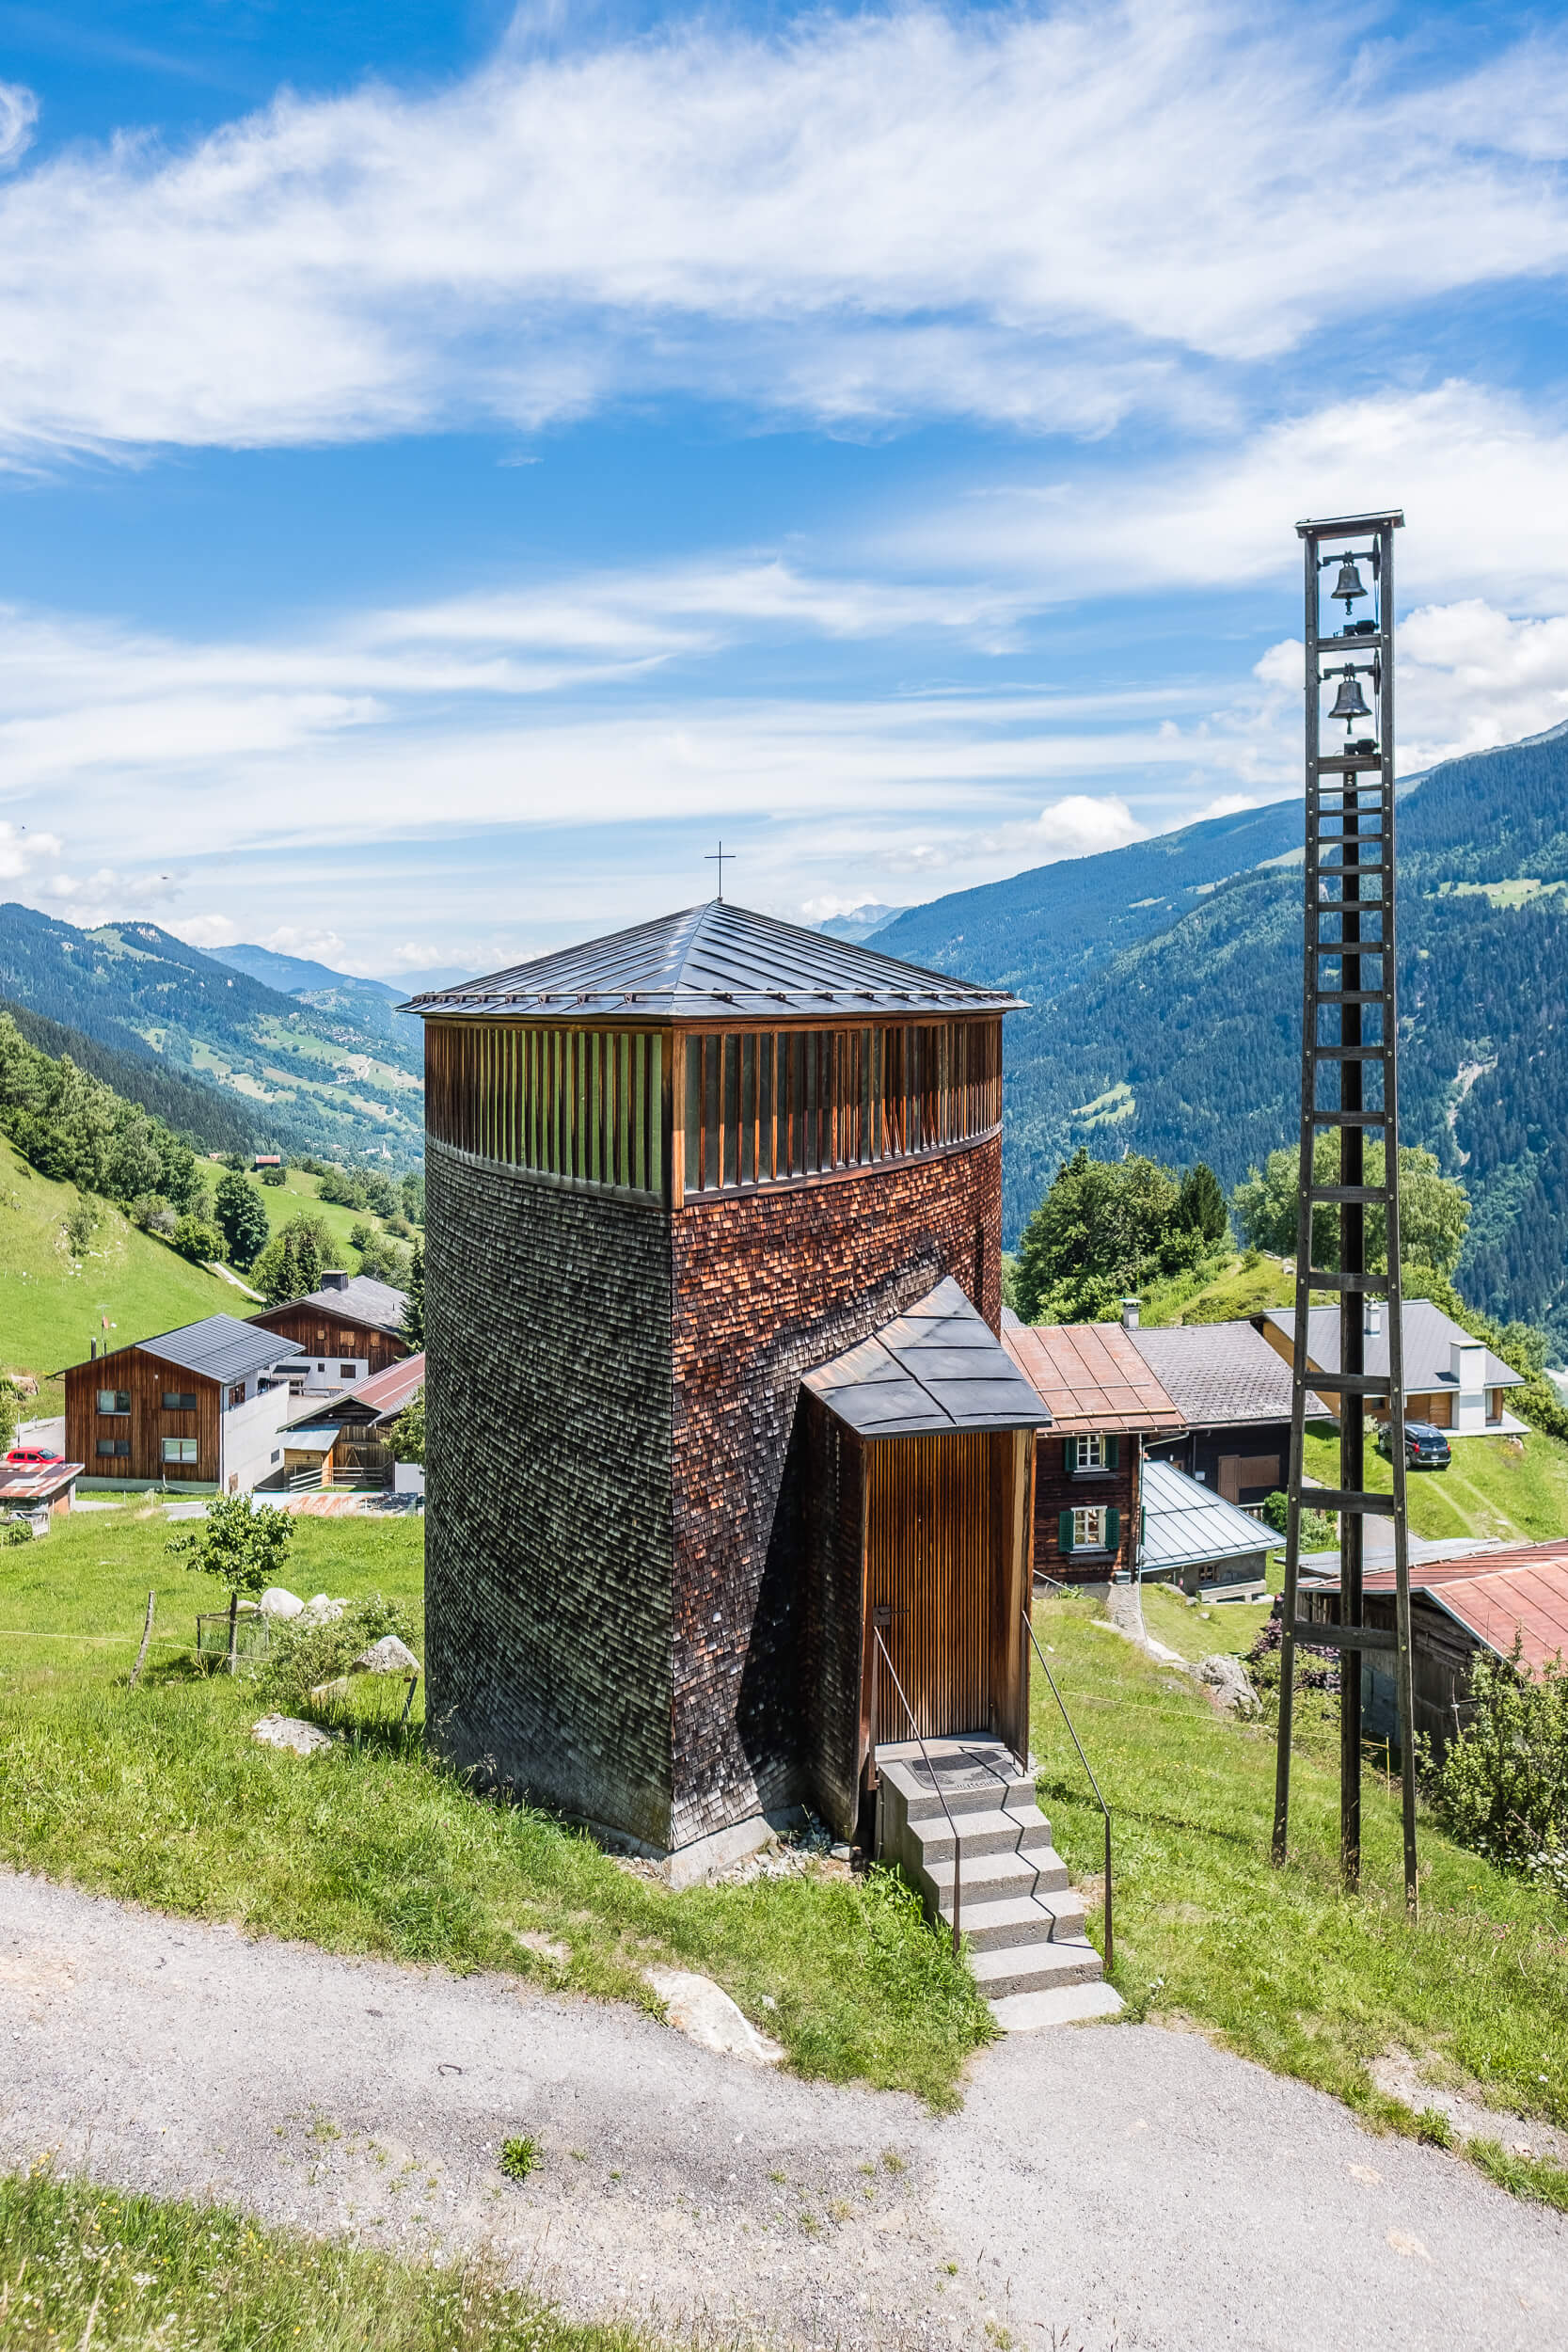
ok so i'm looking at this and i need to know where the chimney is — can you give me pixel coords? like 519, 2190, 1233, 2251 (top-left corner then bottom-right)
321, 1269, 350, 1292
1365, 1299, 1383, 1338
1121, 1297, 1141, 1331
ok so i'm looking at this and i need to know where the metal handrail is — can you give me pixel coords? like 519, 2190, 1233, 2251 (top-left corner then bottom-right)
1021, 1609, 1114, 1977
869, 1628, 962, 1958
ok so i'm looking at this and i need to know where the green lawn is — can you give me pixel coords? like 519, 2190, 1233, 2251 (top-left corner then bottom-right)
1304, 1423, 1568, 1547
0, 1502, 989, 2109
1137, 1250, 1298, 1328
0, 1135, 237, 1416
242, 1165, 404, 1261
1030, 1590, 1568, 2206
0, 2168, 637, 2352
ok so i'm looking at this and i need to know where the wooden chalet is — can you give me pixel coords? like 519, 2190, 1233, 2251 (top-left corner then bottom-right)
1258, 1299, 1525, 1437
1000, 1316, 1183, 1584
271, 1352, 425, 1490
249, 1270, 412, 1391
1301, 1539, 1568, 1756
405, 899, 1044, 1865
62, 1314, 300, 1491
1129, 1317, 1325, 1504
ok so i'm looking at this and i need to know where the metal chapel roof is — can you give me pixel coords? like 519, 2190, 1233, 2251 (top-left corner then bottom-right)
402, 900, 1023, 1023
803, 1279, 1053, 1438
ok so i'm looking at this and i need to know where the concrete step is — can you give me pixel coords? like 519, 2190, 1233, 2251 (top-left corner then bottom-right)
942, 1891, 1089, 1953
922, 1846, 1071, 1902
990, 1981, 1126, 2032
970, 1935, 1105, 1999
905, 1805, 1056, 1865
876, 1744, 1036, 1824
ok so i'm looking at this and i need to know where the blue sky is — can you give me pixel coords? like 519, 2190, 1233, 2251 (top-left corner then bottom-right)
2, 2, 1567, 982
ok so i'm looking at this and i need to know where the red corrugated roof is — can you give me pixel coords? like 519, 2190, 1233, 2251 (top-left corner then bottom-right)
1002, 1323, 1183, 1434
1342, 1540, 1568, 1677
356, 1351, 425, 1419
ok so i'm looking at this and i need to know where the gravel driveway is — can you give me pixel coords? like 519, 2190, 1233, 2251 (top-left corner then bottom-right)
1, 1869, 1561, 2351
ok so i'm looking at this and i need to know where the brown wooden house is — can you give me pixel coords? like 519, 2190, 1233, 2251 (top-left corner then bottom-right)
249, 1271, 412, 1391
406, 898, 1039, 1863
62, 1314, 300, 1490
1001, 1316, 1183, 1583
271, 1352, 425, 1490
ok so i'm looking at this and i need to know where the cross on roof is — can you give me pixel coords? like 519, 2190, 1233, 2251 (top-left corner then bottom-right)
705, 839, 734, 900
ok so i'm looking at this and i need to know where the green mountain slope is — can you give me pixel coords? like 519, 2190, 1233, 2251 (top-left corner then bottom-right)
0, 906, 423, 1168
1, 998, 261, 1155
955, 721, 1568, 1344
206, 941, 418, 1056
0, 1130, 241, 1410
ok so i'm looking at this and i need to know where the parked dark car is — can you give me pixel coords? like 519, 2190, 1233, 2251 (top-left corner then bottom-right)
1376, 1420, 1451, 1470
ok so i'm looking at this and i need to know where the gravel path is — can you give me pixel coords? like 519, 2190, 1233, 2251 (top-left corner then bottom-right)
1, 1869, 1562, 2351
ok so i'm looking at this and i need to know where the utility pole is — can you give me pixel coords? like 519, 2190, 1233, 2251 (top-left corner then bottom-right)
1272, 510, 1418, 1914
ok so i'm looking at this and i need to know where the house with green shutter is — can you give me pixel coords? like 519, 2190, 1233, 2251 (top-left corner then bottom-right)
1001, 1312, 1184, 1584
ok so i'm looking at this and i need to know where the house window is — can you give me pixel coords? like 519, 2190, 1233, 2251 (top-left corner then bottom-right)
96, 1438, 131, 1459
1058, 1502, 1121, 1555
1067, 1432, 1118, 1474
228, 1384, 245, 1408
162, 1437, 198, 1464
162, 1391, 198, 1413
340, 1363, 356, 1379
97, 1390, 130, 1415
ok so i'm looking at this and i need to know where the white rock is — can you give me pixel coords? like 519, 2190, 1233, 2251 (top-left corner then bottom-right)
297, 1594, 347, 1627
259, 1587, 304, 1619
350, 1633, 420, 1676
644, 1967, 784, 2066
251, 1713, 334, 1756
1198, 1652, 1258, 1714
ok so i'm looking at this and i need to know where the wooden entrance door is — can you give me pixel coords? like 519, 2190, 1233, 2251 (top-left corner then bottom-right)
862, 1430, 1032, 1760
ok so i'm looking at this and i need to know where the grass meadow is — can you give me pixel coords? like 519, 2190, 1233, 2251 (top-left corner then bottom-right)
1, 1499, 1565, 2201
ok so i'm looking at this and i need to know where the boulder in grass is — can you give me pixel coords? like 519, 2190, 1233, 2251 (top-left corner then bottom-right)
251, 1713, 334, 1756
259, 1587, 304, 1619
297, 1594, 347, 1627
350, 1633, 421, 1677
1198, 1652, 1258, 1715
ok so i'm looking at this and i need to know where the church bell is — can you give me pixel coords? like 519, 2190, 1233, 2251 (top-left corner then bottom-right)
1328, 673, 1371, 727
1331, 558, 1368, 610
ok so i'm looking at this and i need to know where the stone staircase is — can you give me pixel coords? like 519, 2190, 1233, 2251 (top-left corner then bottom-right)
875, 1736, 1123, 2032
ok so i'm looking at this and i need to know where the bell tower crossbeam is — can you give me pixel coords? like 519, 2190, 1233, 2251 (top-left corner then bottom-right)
1272, 508, 1418, 1913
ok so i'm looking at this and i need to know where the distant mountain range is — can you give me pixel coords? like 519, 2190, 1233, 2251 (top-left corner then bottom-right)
870, 721, 1568, 1346
0, 907, 425, 1167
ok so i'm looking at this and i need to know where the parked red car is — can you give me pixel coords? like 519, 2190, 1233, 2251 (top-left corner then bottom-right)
5, 1446, 61, 1467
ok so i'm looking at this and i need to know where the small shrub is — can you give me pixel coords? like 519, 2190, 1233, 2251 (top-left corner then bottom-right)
2, 1517, 35, 1546
498, 2136, 539, 2182
1247, 1612, 1340, 1696
1428, 1640, 1568, 1889
1416, 2106, 1454, 2148
1259, 1489, 1338, 1549
261, 1593, 417, 1711
171, 1212, 225, 1263
62, 1198, 96, 1254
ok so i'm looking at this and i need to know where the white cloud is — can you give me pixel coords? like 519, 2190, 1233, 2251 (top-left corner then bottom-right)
2, 9, 1568, 450
260, 926, 349, 964
176, 914, 240, 949
0, 818, 61, 881
0, 82, 35, 173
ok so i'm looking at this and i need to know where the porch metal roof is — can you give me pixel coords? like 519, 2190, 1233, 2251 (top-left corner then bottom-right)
1138, 1456, 1272, 1574
803, 1279, 1053, 1438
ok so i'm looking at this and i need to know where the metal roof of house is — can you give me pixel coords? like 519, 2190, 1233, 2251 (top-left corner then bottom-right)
0, 1461, 84, 1502
133, 1315, 297, 1386
1312, 1540, 1568, 1677
1129, 1321, 1328, 1426
1260, 1300, 1523, 1392
1002, 1322, 1183, 1434
402, 900, 1023, 1024
803, 1279, 1053, 1439
283, 1352, 425, 1433
1138, 1456, 1273, 1574
254, 1276, 410, 1338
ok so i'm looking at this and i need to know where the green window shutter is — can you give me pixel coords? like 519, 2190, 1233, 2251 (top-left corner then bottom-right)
1064, 1437, 1075, 1476
1106, 1506, 1121, 1552
1105, 1434, 1119, 1470
1058, 1509, 1075, 1554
